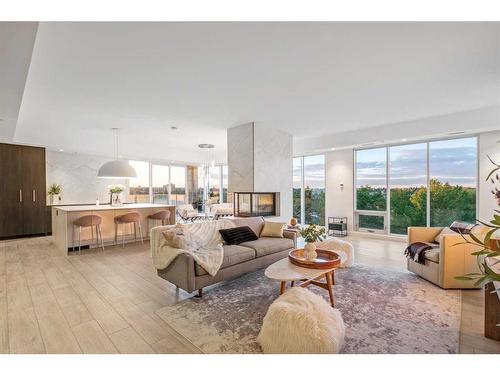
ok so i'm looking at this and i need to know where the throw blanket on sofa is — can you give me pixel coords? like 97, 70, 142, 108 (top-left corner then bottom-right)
151, 219, 235, 276
404, 242, 439, 264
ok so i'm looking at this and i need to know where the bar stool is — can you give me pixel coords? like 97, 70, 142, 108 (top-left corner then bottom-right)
73, 215, 104, 253
114, 211, 143, 247
147, 210, 171, 237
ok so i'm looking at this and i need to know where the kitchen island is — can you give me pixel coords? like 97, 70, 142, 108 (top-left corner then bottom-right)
52, 203, 175, 255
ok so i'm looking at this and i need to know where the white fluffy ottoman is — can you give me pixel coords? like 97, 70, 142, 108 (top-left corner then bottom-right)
316, 238, 354, 267
257, 287, 345, 354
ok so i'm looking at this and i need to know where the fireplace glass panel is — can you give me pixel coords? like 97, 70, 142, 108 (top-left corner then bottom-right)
234, 192, 278, 217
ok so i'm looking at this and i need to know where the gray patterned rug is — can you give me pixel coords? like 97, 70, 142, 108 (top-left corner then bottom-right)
156, 264, 461, 354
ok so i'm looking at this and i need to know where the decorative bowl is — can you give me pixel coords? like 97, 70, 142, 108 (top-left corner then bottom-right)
288, 249, 341, 269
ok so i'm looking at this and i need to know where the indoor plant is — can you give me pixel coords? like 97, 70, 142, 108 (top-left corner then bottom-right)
299, 224, 327, 260
455, 152, 500, 287
47, 183, 61, 204
108, 184, 125, 206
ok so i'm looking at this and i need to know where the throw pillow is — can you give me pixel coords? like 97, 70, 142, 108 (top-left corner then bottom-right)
433, 227, 457, 244
260, 221, 285, 238
450, 220, 477, 235
219, 226, 258, 245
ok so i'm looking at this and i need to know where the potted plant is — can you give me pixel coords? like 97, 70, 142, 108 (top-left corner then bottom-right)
299, 224, 327, 260
108, 184, 125, 206
47, 184, 61, 205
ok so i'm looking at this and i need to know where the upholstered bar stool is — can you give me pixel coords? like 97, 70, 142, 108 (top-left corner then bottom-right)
147, 210, 171, 237
114, 211, 143, 247
73, 215, 104, 253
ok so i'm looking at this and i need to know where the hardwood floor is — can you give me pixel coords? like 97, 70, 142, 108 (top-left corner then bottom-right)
0, 234, 498, 354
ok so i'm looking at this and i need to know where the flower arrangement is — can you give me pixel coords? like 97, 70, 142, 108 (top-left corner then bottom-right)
108, 184, 125, 206
108, 184, 125, 194
299, 224, 326, 243
48, 184, 61, 196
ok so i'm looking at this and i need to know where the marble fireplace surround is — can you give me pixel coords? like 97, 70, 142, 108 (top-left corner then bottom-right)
227, 122, 293, 221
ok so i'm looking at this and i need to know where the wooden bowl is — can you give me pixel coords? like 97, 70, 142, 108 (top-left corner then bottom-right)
288, 249, 341, 269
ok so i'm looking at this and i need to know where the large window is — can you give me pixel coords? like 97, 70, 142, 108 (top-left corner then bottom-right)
429, 138, 477, 227
389, 143, 427, 235
152, 164, 169, 204
128, 160, 150, 203
293, 155, 325, 226
170, 166, 186, 205
208, 166, 221, 203
222, 166, 228, 203
354, 137, 477, 235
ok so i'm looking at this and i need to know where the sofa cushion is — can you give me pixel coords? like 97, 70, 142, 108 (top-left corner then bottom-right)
195, 244, 256, 276
240, 237, 295, 257
423, 248, 440, 263
231, 217, 265, 237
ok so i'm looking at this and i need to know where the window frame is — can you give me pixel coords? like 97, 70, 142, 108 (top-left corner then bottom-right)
353, 135, 479, 236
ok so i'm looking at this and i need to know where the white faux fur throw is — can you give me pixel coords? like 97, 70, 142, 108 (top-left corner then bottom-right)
257, 287, 345, 354
151, 219, 235, 276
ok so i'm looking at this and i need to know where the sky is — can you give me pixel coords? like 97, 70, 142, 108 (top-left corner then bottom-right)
356, 137, 477, 188
294, 154, 325, 189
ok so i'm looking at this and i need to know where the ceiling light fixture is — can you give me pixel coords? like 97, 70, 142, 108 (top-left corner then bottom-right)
58, 149, 64, 152
199, 143, 215, 168
401, 138, 407, 142
448, 131, 466, 136
97, 128, 137, 179
170, 126, 177, 130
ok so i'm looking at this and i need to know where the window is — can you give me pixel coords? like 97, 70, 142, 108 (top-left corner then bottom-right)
429, 138, 477, 227
304, 155, 326, 225
293, 157, 302, 222
354, 136, 477, 235
208, 166, 221, 203
355, 148, 387, 211
128, 160, 150, 203
170, 166, 186, 205
389, 143, 427, 235
293, 155, 325, 226
152, 164, 169, 204
222, 165, 228, 203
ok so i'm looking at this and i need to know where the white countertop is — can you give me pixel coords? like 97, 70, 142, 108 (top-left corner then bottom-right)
52, 203, 173, 212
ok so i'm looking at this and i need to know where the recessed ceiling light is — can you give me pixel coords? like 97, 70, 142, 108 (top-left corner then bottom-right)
401, 138, 407, 142
331, 147, 336, 151
58, 149, 64, 152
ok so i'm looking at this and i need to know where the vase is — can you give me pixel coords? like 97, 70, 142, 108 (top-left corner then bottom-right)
48, 195, 60, 205
304, 242, 317, 260
111, 193, 122, 207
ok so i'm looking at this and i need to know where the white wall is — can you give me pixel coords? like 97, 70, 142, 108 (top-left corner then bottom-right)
325, 149, 354, 231
46, 150, 128, 205
479, 130, 500, 224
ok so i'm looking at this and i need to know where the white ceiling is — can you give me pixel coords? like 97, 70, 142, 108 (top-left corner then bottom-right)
8, 22, 500, 162
0, 22, 37, 141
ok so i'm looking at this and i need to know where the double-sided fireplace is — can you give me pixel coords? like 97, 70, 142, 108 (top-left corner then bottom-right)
233, 192, 279, 217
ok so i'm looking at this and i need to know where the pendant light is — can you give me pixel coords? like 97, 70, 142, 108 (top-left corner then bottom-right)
97, 128, 137, 179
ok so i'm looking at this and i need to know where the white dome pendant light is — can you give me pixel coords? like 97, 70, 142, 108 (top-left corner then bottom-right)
97, 128, 137, 179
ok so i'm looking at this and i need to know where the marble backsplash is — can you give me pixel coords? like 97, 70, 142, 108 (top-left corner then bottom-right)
46, 150, 129, 205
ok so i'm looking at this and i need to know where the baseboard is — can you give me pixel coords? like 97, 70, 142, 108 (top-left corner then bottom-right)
346, 231, 407, 243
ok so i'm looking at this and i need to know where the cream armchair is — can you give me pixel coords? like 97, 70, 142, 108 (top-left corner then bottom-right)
407, 226, 483, 289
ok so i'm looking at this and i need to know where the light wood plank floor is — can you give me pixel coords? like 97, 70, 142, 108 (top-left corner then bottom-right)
0, 234, 498, 354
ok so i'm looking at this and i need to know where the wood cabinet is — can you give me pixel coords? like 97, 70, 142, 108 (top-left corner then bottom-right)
0, 143, 47, 239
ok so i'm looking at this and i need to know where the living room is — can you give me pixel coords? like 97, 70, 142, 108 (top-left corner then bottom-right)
1, 2, 499, 373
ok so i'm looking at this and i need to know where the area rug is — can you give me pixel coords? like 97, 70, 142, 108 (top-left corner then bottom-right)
156, 264, 461, 354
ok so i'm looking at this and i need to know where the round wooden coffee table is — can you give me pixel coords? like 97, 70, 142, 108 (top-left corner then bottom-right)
264, 257, 340, 307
